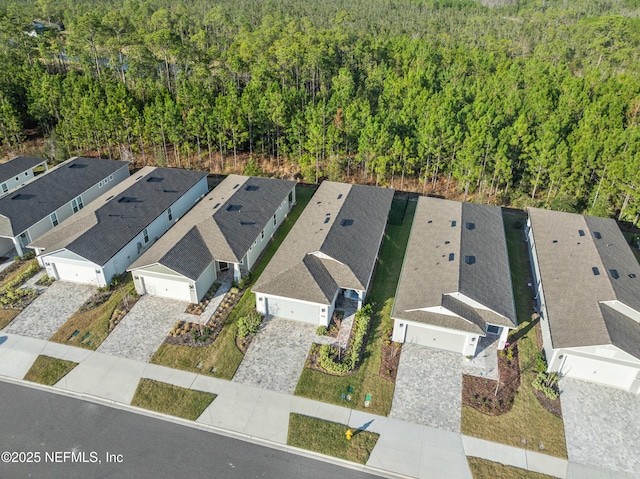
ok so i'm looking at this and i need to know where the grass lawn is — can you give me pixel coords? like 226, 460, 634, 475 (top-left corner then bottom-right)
287, 413, 379, 464
461, 211, 567, 458
294, 198, 416, 416
49, 280, 136, 350
24, 355, 78, 386
467, 457, 557, 479
150, 185, 316, 380
0, 309, 20, 330
131, 379, 216, 420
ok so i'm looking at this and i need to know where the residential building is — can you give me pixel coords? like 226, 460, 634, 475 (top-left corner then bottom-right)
0, 156, 48, 194
253, 181, 394, 327
30, 167, 208, 287
0, 157, 129, 257
129, 175, 296, 303
527, 207, 640, 393
391, 197, 517, 356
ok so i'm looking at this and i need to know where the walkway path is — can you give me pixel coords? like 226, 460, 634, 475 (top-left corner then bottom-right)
2, 332, 634, 479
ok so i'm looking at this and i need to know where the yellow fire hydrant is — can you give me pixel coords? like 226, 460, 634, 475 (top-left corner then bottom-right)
345, 429, 353, 441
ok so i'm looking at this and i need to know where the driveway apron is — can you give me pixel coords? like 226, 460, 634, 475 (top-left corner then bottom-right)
4, 282, 95, 341
390, 344, 462, 433
233, 316, 316, 394
97, 295, 188, 362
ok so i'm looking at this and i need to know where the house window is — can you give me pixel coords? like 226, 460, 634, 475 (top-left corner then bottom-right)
24, 172, 28, 176
273, 214, 276, 226
167, 207, 173, 221
143, 228, 149, 244
109, 175, 113, 181
50, 212, 58, 227
71, 195, 84, 213
15, 176, 19, 181
261, 230, 265, 240
99, 180, 104, 188
1, 183, 7, 193
487, 325, 501, 335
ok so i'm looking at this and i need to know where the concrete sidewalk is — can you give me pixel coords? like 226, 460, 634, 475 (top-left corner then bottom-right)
1, 331, 615, 479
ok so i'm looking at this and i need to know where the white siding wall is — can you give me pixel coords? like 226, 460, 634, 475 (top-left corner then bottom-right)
102, 177, 207, 285
244, 190, 294, 272
194, 260, 218, 303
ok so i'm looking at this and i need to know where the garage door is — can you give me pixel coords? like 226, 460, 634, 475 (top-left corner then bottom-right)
560, 355, 637, 390
53, 261, 99, 286
405, 324, 466, 354
141, 275, 192, 302
264, 297, 320, 324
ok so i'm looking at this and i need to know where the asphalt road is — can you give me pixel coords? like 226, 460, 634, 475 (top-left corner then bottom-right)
0, 381, 382, 479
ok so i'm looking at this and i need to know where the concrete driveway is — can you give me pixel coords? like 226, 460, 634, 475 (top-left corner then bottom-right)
390, 344, 462, 433
233, 316, 317, 394
560, 377, 640, 477
4, 281, 95, 340
97, 295, 188, 362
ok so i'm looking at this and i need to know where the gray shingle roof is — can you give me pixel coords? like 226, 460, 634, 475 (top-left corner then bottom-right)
253, 181, 395, 304
31, 167, 207, 266
527, 207, 640, 357
129, 175, 296, 280
0, 156, 47, 184
392, 197, 517, 333
0, 157, 127, 236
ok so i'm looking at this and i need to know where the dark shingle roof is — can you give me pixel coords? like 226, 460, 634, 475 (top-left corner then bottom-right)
527, 207, 640, 356
0, 157, 127, 236
31, 167, 207, 266
129, 175, 296, 280
0, 156, 47, 183
253, 181, 394, 304
392, 197, 517, 333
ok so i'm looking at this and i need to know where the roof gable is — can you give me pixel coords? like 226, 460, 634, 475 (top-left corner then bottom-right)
0, 156, 46, 183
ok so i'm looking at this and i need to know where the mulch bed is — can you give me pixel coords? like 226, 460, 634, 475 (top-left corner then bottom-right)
78, 290, 113, 312
462, 343, 521, 416
184, 282, 220, 315
379, 328, 401, 382
0, 261, 23, 284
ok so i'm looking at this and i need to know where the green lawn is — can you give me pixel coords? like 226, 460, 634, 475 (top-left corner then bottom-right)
24, 355, 78, 386
130, 379, 216, 420
461, 211, 567, 458
295, 198, 416, 416
467, 457, 557, 479
150, 185, 316, 380
287, 413, 379, 464
49, 278, 136, 350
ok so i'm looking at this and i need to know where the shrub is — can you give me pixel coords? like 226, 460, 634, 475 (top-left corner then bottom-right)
238, 272, 253, 290
534, 351, 547, 373
237, 310, 262, 339
532, 372, 559, 400
316, 326, 328, 336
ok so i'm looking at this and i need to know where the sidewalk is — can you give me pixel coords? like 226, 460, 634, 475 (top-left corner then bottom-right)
1, 332, 631, 479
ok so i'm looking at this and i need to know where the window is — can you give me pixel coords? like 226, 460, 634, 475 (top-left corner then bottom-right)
24, 172, 28, 176
143, 228, 149, 244
108, 175, 113, 181
273, 214, 277, 226
99, 180, 104, 188
261, 230, 265, 240
448, 253, 455, 261
50, 212, 58, 227
14, 176, 18, 181
167, 207, 173, 221
486, 325, 501, 335
71, 195, 84, 213
578, 229, 585, 237
1, 183, 7, 193
451, 220, 457, 227
592, 267, 600, 276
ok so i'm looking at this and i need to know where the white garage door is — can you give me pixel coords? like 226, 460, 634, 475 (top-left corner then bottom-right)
560, 355, 637, 390
404, 323, 466, 354
265, 297, 320, 324
141, 275, 192, 302
53, 261, 99, 286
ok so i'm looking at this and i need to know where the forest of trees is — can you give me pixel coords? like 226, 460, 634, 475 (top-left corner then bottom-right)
1, 0, 639, 222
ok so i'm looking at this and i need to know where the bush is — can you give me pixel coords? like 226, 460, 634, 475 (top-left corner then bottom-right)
532, 372, 559, 400
237, 310, 262, 339
238, 272, 252, 290
316, 326, 328, 336
534, 351, 547, 373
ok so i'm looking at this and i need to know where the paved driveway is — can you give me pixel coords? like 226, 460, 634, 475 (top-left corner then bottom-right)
5, 282, 95, 340
390, 344, 462, 433
560, 377, 640, 476
233, 317, 317, 394
97, 295, 188, 362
